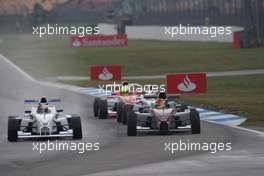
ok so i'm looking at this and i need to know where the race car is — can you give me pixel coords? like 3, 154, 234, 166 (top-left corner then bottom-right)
126, 93, 201, 136
117, 94, 157, 125
117, 92, 181, 126
93, 91, 142, 123
93, 82, 144, 122
7, 97, 82, 142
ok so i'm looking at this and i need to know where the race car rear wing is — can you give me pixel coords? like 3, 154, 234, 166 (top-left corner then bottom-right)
24, 99, 61, 103
144, 94, 180, 99
24, 109, 63, 114
24, 99, 63, 114
167, 94, 181, 101
143, 94, 158, 99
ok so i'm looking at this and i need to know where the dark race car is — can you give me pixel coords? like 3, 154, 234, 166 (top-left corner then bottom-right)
126, 94, 201, 136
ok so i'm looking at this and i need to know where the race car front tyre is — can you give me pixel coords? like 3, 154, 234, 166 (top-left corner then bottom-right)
8, 117, 19, 142
190, 109, 201, 134
72, 116, 82, 139
117, 102, 123, 123
122, 104, 133, 125
99, 99, 108, 119
67, 117, 72, 129
127, 111, 137, 136
93, 98, 101, 117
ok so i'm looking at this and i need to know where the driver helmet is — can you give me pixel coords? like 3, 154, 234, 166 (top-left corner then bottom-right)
158, 92, 167, 99
38, 96, 48, 110
121, 81, 129, 95
122, 81, 129, 86
155, 92, 167, 108
40, 96, 48, 104
38, 96, 48, 112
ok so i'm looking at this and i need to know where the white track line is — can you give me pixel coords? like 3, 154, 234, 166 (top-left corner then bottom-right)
0, 54, 81, 92
0, 54, 35, 82
208, 120, 264, 137
202, 115, 239, 120
200, 111, 221, 116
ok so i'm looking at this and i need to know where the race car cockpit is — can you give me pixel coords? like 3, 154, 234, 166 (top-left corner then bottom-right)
37, 96, 50, 113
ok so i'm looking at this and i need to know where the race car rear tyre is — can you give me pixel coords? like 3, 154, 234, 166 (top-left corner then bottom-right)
99, 99, 108, 119
8, 117, 19, 142
122, 104, 133, 125
93, 98, 101, 117
117, 102, 123, 123
72, 116, 82, 139
127, 111, 137, 136
190, 109, 201, 134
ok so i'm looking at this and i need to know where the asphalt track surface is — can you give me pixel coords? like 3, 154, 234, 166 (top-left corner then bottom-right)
0, 55, 264, 176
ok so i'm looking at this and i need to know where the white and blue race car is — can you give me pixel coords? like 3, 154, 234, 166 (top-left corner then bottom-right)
8, 97, 82, 141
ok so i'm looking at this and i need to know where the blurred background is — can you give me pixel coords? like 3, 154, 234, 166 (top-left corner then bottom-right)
0, 0, 263, 46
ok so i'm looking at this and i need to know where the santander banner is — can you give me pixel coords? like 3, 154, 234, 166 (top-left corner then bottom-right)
70, 35, 128, 48
166, 73, 207, 93
90, 65, 121, 81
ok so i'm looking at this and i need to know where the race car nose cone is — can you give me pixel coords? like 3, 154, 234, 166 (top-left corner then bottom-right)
160, 121, 168, 132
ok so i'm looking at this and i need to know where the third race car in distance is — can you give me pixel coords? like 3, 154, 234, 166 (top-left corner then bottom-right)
93, 90, 142, 122
93, 82, 144, 124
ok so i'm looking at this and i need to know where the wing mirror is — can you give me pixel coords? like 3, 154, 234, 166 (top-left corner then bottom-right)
57, 109, 63, 113
25, 110, 31, 114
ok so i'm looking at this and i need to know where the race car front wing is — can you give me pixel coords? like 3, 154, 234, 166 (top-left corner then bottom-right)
17, 129, 73, 139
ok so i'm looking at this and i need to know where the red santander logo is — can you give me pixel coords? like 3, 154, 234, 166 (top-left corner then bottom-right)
70, 35, 128, 48
166, 73, 207, 93
90, 65, 121, 81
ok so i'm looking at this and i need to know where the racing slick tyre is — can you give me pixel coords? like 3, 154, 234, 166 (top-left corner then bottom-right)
72, 116, 82, 139
127, 111, 137, 136
122, 104, 133, 125
93, 98, 101, 117
190, 109, 201, 134
117, 102, 123, 123
8, 116, 19, 142
99, 99, 108, 119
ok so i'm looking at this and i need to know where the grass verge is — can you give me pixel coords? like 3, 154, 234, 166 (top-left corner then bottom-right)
0, 35, 264, 79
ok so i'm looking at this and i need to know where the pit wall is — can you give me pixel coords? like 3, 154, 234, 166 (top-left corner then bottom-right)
98, 23, 244, 43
